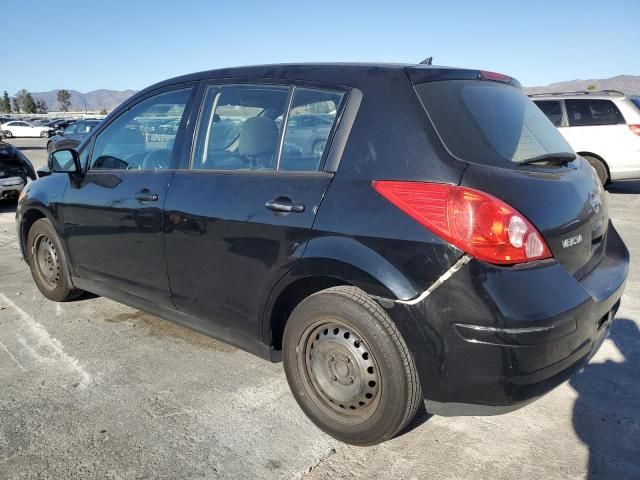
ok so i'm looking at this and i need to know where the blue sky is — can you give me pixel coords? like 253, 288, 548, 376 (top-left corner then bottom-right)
3, 0, 639, 94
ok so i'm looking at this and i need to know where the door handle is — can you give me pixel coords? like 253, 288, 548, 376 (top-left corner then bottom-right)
134, 189, 159, 202
265, 196, 305, 214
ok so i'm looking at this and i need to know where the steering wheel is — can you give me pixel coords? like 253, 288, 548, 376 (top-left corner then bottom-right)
140, 150, 168, 170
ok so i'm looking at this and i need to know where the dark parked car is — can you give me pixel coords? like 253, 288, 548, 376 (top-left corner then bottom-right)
17, 64, 628, 446
0, 140, 36, 200
47, 119, 101, 153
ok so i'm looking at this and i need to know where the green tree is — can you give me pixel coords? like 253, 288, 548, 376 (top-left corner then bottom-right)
587, 84, 597, 91
57, 89, 71, 112
11, 97, 20, 113
36, 99, 48, 114
14, 89, 28, 113
0, 91, 11, 113
99, 108, 108, 115
22, 93, 37, 114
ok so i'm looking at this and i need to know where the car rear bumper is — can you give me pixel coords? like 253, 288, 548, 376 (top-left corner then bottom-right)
0, 177, 25, 199
381, 221, 628, 415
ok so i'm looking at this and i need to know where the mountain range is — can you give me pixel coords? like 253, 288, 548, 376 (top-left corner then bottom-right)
27, 75, 640, 113
31, 89, 137, 113
524, 75, 640, 95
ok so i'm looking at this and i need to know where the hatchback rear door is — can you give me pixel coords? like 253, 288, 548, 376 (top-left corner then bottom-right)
411, 71, 607, 277
164, 83, 346, 334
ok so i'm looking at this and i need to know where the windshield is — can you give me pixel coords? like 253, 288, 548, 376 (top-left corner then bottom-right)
415, 80, 574, 166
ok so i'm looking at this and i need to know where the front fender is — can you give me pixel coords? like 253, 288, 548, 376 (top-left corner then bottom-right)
16, 174, 69, 262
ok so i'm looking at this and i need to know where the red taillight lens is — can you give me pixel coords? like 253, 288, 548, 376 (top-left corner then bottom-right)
372, 181, 552, 265
629, 124, 640, 136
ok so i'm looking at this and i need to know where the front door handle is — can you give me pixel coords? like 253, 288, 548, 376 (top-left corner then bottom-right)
265, 196, 305, 214
135, 189, 159, 202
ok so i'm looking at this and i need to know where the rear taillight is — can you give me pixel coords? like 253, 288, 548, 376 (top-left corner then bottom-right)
629, 124, 640, 136
372, 181, 552, 265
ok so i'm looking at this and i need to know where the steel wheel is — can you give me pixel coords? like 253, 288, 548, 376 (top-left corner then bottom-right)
32, 233, 60, 289
297, 320, 381, 423
312, 141, 325, 158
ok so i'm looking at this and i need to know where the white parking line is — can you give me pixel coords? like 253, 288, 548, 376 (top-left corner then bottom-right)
0, 292, 93, 389
0, 339, 25, 371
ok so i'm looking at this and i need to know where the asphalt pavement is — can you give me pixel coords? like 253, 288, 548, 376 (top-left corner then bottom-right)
1, 138, 638, 479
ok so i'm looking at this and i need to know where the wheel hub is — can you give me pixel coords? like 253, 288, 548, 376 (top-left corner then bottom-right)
304, 323, 380, 415
34, 235, 59, 287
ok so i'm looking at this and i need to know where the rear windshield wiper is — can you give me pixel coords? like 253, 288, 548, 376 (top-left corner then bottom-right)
518, 152, 576, 166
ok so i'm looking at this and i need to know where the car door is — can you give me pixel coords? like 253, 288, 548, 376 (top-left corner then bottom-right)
164, 83, 346, 334
62, 85, 195, 306
560, 99, 629, 166
10, 122, 28, 136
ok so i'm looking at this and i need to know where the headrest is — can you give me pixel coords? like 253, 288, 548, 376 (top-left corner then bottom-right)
239, 117, 279, 157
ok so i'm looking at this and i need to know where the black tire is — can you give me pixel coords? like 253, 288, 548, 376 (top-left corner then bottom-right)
3, 130, 12, 138
283, 286, 422, 445
583, 155, 609, 185
40, 131, 48, 138
26, 218, 83, 302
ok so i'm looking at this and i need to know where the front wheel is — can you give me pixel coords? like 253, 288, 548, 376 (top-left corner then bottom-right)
283, 286, 422, 445
27, 218, 83, 302
3, 130, 12, 138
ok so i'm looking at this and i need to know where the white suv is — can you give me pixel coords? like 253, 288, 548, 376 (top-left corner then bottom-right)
530, 90, 640, 184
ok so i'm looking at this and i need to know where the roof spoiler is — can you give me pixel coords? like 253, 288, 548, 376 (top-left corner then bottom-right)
406, 66, 521, 88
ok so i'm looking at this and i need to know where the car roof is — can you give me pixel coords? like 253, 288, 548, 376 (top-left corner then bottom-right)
139, 62, 517, 94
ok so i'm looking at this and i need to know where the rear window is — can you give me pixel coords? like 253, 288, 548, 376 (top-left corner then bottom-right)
565, 99, 625, 126
630, 97, 640, 110
415, 81, 573, 166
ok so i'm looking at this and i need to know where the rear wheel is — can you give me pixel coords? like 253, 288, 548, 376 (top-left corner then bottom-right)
40, 131, 49, 138
26, 218, 83, 302
583, 155, 609, 185
283, 286, 422, 445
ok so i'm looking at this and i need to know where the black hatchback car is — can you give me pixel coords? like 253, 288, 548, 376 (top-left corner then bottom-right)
16, 64, 628, 446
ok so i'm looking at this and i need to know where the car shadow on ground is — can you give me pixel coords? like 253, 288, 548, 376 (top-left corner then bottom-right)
570, 318, 640, 479
0, 199, 17, 213
14, 146, 46, 151
606, 180, 640, 194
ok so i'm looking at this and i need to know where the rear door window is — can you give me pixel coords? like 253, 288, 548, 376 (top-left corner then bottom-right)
415, 80, 573, 166
534, 100, 563, 127
279, 88, 344, 171
565, 99, 625, 126
192, 85, 289, 171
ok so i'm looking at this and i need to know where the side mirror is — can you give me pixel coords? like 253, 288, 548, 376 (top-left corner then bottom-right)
48, 149, 82, 174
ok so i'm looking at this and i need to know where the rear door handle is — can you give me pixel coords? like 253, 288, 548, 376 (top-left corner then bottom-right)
135, 189, 159, 202
265, 196, 305, 213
